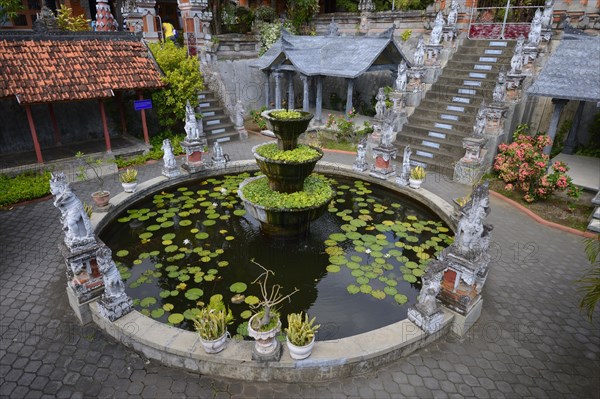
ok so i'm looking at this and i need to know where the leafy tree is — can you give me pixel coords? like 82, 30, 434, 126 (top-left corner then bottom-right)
148, 41, 204, 129
287, 0, 320, 34
0, 0, 23, 23
57, 5, 90, 32
577, 235, 600, 321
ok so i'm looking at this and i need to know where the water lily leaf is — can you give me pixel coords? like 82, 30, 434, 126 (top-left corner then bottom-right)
244, 295, 259, 305
140, 297, 156, 308
384, 286, 398, 296
360, 284, 372, 294
133, 259, 142, 265
394, 294, 408, 304
163, 303, 174, 311
346, 262, 360, 270
185, 288, 204, 300
183, 308, 201, 320
406, 261, 418, 269
204, 274, 216, 282
325, 246, 344, 256
230, 282, 247, 293
218, 261, 229, 267
346, 232, 362, 240
118, 217, 131, 223
116, 250, 129, 257
324, 239, 338, 247
326, 265, 341, 273
403, 274, 417, 283
406, 236, 419, 243
329, 233, 347, 242
347, 284, 360, 294
371, 290, 386, 300
195, 232, 209, 240
350, 255, 363, 262
120, 272, 131, 280
365, 271, 378, 279
240, 310, 253, 319
412, 269, 425, 277
159, 290, 171, 298
165, 245, 178, 253
350, 219, 367, 227
168, 313, 184, 324
151, 308, 165, 319
329, 255, 347, 265
178, 274, 190, 282
139, 232, 153, 240
160, 221, 174, 228
341, 224, 357, 232
147, 225, 161, 231
170, 290, 179, 297
225, 236, 235, 241
210, 294, 223, 303
203, 220, 216, 227
233, 209, 246, 216
351, 269, 364, 277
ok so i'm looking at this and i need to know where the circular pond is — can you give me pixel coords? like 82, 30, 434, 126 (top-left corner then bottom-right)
100, 172, 453, 340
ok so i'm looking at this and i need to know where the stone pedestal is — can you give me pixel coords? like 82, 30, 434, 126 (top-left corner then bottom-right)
442, 26, 457, 46
181, 140, 208, 173
454, 158, 486, 185
485, 103, 508, 135
238, 127, 248, 141
370, 146, 397, 179
505, 73, 526, 102
60, 242, 104, 305
408, 305, 445, 334
445, 296, 483, 337
522, 45, 539, 74
162, 165, 181, 178
66, 285, 96, 325
424, 65, 441, 84
97, 293, 134, 322
425, 44, 443, 66
407, 67, 425, 107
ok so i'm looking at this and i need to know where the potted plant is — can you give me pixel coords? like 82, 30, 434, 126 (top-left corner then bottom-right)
409, 166, 426, 189
193, 296, 234, 354
247, 259, 299, 357
76, 151, 112, 207
285, 312, 320, 360
120, 168, 138, 193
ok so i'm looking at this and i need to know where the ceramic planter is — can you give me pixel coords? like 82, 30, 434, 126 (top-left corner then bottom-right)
91, 191, 110, 207
409, 179, 423, 189
286, 336, 315, 360
121, 182, 138, 193
200, 332, 228, 354
247, 313, 281, 355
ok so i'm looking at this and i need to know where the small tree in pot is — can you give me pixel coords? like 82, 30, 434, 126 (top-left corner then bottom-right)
76, 151, 112, 207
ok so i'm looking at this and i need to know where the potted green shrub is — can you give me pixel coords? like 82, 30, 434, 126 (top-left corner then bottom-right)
193, 297, 234, 354
247, 259, 299, 356
285, 312, 320, 360
409, 166, 426, 189
76, 151, 112, 207
120, 168, 138, 193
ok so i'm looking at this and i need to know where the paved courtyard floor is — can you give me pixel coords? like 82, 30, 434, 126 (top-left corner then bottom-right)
1, 135, 599, 398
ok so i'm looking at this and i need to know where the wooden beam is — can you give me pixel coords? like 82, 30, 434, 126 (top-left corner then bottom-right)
367, 64, 397, 72
24, 104, 44, 163
138, 92, 150, 144
99, 99, 112, 153
117, 92, 128, 135
48, 103, 61, 145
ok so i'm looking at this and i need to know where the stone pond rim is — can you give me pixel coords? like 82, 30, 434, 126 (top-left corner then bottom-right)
261, 110, 313, 151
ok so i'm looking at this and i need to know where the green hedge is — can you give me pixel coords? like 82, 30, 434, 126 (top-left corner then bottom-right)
0, 171, 51, 207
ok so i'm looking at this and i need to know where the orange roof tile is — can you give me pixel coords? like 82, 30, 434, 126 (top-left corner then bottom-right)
0, 35, 165, 104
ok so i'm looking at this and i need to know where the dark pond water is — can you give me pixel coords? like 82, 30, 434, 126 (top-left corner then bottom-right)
100, 172, 452, 340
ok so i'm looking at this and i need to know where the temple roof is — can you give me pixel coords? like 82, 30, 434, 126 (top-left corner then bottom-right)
526, 34, 600, 102
253, 29, 410, 78
0, 32, 165, 104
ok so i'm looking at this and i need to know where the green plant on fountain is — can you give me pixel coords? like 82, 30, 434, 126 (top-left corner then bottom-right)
238, 109, 335, 237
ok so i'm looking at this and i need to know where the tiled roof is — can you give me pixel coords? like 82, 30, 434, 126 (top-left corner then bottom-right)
527, 34, 600, 102
0, 35, 165, 104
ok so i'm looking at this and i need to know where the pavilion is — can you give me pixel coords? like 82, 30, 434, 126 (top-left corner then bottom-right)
253, 26, 411, 121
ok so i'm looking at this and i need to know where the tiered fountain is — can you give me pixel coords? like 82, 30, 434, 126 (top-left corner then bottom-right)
238, 110, 334, 238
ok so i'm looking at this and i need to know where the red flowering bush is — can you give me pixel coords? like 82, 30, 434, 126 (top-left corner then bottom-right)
494, 126, 580, 202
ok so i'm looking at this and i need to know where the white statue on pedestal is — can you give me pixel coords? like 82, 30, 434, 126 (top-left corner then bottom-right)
414, 35, 425, 66
510, 36, 525, 74
234, 100, 245, 129
528, 9, 543, 46
395, 61, 408, 92
184, 101, 202, 142
473, 103, 487, 138
162, 139, 177, 169
542, 0, 554, 28
375, 88, 387, 120
429, 12, 444, 45
447, 0, 459, 26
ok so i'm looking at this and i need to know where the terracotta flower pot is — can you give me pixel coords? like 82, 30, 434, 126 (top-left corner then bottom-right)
91, 191, 110, 207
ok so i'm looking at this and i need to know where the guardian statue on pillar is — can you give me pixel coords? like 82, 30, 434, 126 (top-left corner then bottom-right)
395, 60, 408, 92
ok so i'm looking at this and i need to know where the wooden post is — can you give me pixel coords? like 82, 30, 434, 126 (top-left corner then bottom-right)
24, 104, 44, 163
48, 103, 61, 145
98, 99, 112, 153
138, 92, 150, 144
117, 91, 127, 135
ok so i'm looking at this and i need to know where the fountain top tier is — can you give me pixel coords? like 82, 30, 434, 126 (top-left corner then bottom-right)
261, 110, 313, 151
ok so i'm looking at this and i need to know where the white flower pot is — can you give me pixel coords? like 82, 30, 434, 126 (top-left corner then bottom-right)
248, 314, 281, 355
200, 332, 228, 354
409, 178, 423, 189
122, 182, 138, 193
286, 336, 315, 360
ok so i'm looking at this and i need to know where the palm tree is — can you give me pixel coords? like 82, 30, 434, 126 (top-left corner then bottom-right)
577, 235, 600, 321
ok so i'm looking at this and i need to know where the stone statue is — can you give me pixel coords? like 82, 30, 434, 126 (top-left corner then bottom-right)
414, 35, 425, 66
358, 0, 375, 13
510, 36, 525, 74
96, 245, 133, 321
395, 61, 408, 92
184, 101, 202, 142
453, 181, 493, 258
327, 17, 340, 36
473, 103, 487, 138
415, 260, 446, 315
528, 9, 543, 45
397, 145, 412, 186
162, 139, 177, 169
234, 100, 245, 129
353, 139, 368, 172
492, 71, 506, 104
429, 12, 444, 45
447, 0, 459, 26
541, 0, 554, 28
380, 121, 394, 148
212, 141, 229, 168
50, 172, 96, 250
375, 88, 387, 120
121, 0, 138, 14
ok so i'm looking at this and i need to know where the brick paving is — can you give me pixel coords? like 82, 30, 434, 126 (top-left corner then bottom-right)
1, 135, 599, 398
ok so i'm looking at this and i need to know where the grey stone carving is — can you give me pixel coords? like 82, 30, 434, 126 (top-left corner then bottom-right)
184, 101, 203, 141
353, 139, 369, 172
327, 17, 340, 36
358, 0, 375, 13
408, 260, 446, 334
528, 9, 543, 46
396, 145, 412, 187
414, 35, 425, 67
492, 70, 506, 104
473, 102, 487, 138
234, 100, 245, 129
429, 12, 444, 46
96, 245, 133, 322
161, 139, 181, 178
50, 172, 96, 251
510, 36, 525, 74
447, 0, 459, 26
395, 60, 408, 92
453, 182, 492, 259
542, 0, 554, 28
212, 142, 229, 169
375, 88, 387, 120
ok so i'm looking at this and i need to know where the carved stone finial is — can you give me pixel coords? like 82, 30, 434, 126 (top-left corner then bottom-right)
527, 8, 543, 46
395, 60, 408, 92
447, 0, 459, 26
327, 17, 340, 36
358, 0, 375, 13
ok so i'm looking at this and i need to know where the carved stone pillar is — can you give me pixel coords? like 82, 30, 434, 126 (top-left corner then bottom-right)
300, 75, 309, 112
544, 98, 568, 155
273, 71, 282, 110
287, 72, 295, 110
177, 0, 212, 59
315, 75, 323, 122
264, 71, 271, 108
345, 79, 354, 116
137, 0, 159, 42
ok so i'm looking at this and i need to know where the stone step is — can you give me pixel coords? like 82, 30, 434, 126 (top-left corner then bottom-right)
394, 145, 455, 177
206, 130, 240, 145
197, 99, 220, 108
405, 116, 474, 134
431, 69, 501, 82
434, 76, 497, 90
197, 91, 215, 101
445, 60, 512, 73
588, 218, 600, 233
393, 140, 463, 167
204, 121, 236, 136
410, 107, 476, 125
396, 129, 467, 150
460, 39, 514, 48
418, 99, 480, 113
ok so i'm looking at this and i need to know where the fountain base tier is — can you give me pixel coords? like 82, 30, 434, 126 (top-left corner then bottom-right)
253, 143, 324, 194
238, 176, 333, 239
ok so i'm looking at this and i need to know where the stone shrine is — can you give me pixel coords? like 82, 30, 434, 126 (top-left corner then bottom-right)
181, 101, 208, 173
370, 120, 397, 179
211, 141, 230, 169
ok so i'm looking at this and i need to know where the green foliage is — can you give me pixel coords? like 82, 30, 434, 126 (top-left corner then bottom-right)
114, 131, 185, 168
269, 110, 303, 119
287, 0, 320, 34
256, 143, 321, 162
249, 106, 267, 130
242, 174, 333, 209
577, 235, 600, 321
285, 312, 320, 346
120, 168, 138, 183
148, 41, 204, 129
76, 152, 111, 194
193, 297, 234, 341
253, 5, 276, 22
56, 5, 90, 32
576, 111, 600, 158
257, 20, 297, 56
401, 29, 412, 42
0, 171, 51, 207
324, 109, 372, 143
335, 0, 431, 11
0, 0, 23, 23
410, 166, 426, 180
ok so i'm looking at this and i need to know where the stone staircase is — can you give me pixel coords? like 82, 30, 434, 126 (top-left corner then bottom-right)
197, 90, 239, 144
395, 39, 515, 176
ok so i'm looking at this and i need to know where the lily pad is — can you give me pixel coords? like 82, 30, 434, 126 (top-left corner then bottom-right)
203, 220, 216, 227
151, 308, 165, 319
347, 284, 360, 294
412, 269, 425, 277
240, 310, 253, 319
403, 274, 417, 283
168, 313, 184, 324
159, 290, 171, 298
383, 286, 398, 296
394, 294, 408, 304
183, 308, 201, 320
244, 295, 260, 305
326, 265, 341, 273
162, 233, 176, 241
116, 250, 129, 257
195, 232, 209, 240
140, 297, 156, 308
139, 232, 153, 240
163, 303, 174, 311
329, 233, 347, 242
360, 284, 373, 294
164, 245, 178, 253
229, 282, 247, 293
371, 290, 386, 300
329, 255, 347, 265
233, 209, 246, 216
